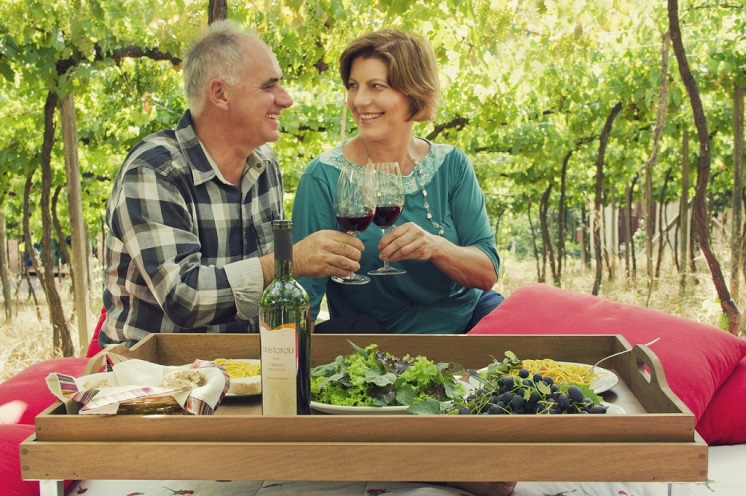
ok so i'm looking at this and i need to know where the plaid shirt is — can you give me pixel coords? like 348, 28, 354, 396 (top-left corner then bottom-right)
102, 111, 284, 346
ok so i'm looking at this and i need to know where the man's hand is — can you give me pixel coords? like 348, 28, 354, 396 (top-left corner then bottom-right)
294, 230, 364, 279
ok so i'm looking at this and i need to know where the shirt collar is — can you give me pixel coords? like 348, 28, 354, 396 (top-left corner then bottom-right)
175, 110, 269, 187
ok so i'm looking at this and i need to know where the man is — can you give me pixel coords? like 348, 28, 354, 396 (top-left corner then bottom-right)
101, 20, 363, 347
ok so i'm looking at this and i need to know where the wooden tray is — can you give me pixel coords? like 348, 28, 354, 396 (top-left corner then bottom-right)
21, 333, 708, 483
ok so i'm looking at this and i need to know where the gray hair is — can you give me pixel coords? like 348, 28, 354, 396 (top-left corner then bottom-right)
183, 19, 254, 116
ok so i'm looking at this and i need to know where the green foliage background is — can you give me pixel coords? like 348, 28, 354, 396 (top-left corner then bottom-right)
0, 0, 744, 260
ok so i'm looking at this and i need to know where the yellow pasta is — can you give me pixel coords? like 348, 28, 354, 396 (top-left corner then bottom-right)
505, 358, 596, 386
214, 358, 261, 378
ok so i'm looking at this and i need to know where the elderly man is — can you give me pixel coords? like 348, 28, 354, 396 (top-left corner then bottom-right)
101, 20, 363, 347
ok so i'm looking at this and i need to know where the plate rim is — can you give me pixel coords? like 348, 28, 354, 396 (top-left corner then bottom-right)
309, 401, 409, 414
601, 401, 625, 415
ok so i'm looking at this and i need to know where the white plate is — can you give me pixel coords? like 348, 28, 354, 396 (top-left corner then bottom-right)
602, 402, 625, 415
310, 398, 625, 415
470, 362, 619, 394
311, 380, 474, 415
217, 359, 262, 397
310, 402, 409, 415
586, 364, 619, 393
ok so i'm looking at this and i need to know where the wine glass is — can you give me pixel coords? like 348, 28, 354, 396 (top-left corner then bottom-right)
369, 162, 406, 276
332, 164, 376, 285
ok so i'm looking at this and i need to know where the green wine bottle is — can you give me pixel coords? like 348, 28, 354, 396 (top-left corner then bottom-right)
259, 220, 311, 415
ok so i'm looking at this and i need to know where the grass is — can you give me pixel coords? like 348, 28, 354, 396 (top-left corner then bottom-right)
497, 253, 740, 330
0, 299, 68, 382
1, 249, 743, 382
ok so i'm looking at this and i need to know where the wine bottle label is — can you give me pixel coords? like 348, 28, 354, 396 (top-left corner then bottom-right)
260, 325, 298, 415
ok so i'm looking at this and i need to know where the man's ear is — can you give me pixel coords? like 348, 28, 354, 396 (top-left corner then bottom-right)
207, 78, 230, 110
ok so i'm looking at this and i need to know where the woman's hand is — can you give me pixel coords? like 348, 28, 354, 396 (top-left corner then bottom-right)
378, 222, 439, 263
379, 222, 497, 291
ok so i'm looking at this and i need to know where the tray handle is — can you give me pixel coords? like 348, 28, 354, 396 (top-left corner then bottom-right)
627, 344, 690, 414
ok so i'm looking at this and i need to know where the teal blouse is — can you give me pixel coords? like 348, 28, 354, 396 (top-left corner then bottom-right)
291, 140, 500, 334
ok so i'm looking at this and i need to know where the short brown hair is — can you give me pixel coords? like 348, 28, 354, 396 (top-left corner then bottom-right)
339, 29, 440, 122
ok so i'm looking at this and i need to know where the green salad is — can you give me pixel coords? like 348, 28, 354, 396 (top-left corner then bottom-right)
310, 341, 465, 415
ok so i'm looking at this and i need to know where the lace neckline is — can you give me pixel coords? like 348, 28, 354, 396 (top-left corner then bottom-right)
321, 139, 451, 195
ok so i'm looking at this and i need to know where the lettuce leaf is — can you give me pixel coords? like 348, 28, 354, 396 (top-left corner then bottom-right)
310, 341, 464, 412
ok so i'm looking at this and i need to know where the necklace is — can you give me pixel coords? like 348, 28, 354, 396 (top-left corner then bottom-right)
408, 144, 445, 237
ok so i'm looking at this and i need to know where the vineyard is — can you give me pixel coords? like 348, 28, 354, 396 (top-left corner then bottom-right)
0, 0, 744, 361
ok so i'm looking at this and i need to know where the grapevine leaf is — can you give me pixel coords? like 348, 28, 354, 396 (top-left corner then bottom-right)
536, 381, 552, 395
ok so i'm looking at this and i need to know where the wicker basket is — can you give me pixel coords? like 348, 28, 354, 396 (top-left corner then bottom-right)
117, 394, 187, 415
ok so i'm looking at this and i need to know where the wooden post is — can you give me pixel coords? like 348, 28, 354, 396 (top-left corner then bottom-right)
60, 93, 90, 353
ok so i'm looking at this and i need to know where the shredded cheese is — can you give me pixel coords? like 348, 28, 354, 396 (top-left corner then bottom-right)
508, 358, 597, 386
214, 358, 261, 378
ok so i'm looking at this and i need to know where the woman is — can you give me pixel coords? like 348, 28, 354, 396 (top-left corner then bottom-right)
292, 28, 503, 334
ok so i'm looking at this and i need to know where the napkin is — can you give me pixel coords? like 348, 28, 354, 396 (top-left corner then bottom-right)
46, 353, 230, 415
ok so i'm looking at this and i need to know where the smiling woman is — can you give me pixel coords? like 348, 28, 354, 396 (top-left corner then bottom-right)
292, 28, 503, 336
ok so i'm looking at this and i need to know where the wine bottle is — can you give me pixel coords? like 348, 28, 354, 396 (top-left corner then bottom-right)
259, 219, 311, 415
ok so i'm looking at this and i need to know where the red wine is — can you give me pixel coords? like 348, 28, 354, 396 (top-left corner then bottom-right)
373, 205, 403, 228
337, 213, 374, 233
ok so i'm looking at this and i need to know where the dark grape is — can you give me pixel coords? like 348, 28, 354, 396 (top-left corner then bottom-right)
450, 367, 609, 416
568, 386, 585, 403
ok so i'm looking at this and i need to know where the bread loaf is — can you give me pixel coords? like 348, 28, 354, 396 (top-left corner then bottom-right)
160, 370, 206, 390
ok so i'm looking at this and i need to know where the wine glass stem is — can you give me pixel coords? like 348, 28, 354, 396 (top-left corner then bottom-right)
381, 227, 391, 269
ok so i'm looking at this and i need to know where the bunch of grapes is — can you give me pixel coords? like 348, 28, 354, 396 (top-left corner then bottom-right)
453, 368, 607, 415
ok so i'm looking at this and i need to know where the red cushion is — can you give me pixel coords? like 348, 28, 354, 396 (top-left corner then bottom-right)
85, 306, 106, 358
696, 356, 746, 445
469, 283, 746, 423
0, 424, 73, 496
0, 424, 37, 496
0, 358, 87, 425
